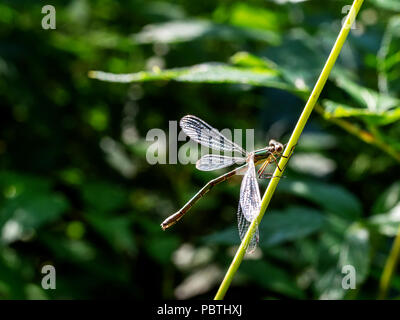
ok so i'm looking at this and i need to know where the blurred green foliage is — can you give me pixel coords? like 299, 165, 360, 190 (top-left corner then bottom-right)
0, 0, 400, 300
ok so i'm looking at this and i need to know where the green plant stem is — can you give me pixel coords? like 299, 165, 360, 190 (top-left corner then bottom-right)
214, 0, 365, 300
378, 225, 400, 299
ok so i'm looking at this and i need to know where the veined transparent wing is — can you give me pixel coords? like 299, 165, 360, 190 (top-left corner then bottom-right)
196, 154, 246, 171
239, 156, 261, 222
237, 201, 259, 253
180, 115, 247, 156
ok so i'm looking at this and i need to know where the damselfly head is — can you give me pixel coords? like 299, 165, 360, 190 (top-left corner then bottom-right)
268, 139, 284, 154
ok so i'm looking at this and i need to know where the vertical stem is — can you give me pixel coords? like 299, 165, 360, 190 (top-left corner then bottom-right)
214, 0, 365, 300
378, 225, 400, 299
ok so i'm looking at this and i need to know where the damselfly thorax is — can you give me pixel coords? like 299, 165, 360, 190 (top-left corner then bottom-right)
254, 139, 285, 177
160, 115, 291, 253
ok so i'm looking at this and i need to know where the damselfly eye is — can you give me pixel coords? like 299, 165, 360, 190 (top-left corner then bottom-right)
277, 145, 283, 152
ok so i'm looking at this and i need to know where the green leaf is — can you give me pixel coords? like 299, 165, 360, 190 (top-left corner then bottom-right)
39, 233, 97, 264
370, 0, 400, 12
278, 179, 362, 219
339, 224, 370, 284
369, 191, 400, 236
263, 32, 325, 90
89, 62, 299, 92
333, 74, 400, 112
202, 226, 238, 246
314, 267, 346, 300
143, 1, 186, 20
295, 132, 337, 151
146, 235, 180, 265
0, 171, 52, 199
0, 192, 69, 243
133, 19, 280, 45
322, 99, 400, 126
134, 20, 215, 44
259, 207, 325, 247
86, 213, 136, 254
0, 194, 69, 229
314, 221, 349, 299
369, 209, 400, 237
228, 3, 284, 31
315, 222, 370, 299
203, 206, 325, 248
377, 16, 400, 97
230, 51, 278, 69
240, 260, 305, 298
373, 187, 400, 239
81, 181, 128, 213
0, 172, 69, 244
372, 181, 400, 214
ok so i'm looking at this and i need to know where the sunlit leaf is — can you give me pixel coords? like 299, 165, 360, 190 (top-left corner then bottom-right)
377, 16, 400, 95
315, 267, 346, 300
0, 171, 52, 199
289, 152, 336, 177
333, 75, 400, 112
228, 3, 284, 31
339, 224, 370, 284
369, 203, 400, 236
322, 99, 400, 126
0, 192, 69, 243
230, 51, 278, 69
370, 0, 400, 12
133, 19, 279, 44
174, 265, 222, 299
372, 181, 400, 214
89, 63, 301, 92
134, 20, 215, 44
143, 1, 186, 20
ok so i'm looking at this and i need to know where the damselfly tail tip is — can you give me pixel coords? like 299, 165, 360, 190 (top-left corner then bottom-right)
161, 218, 174, 230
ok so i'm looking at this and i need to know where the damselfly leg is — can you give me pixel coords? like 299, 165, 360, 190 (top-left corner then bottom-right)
161, 164, 246, 230
280, 143, 297, 171
161, 115, 292, 253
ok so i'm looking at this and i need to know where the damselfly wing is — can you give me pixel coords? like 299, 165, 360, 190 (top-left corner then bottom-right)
161, 115, 286, 253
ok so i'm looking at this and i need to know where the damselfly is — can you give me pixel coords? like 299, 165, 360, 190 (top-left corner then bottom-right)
161, 115, 290, 252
